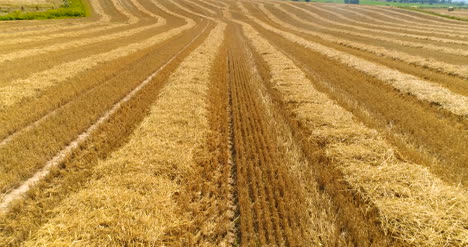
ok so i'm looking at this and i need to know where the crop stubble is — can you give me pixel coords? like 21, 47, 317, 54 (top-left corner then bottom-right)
0, 0, 467, 246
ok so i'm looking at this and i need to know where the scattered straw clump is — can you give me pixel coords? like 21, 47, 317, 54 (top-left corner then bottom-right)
24, 23, 226, 246
239, 15, 468, 246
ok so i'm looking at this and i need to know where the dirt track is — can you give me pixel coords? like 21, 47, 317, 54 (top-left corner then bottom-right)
0, 0, 467, 246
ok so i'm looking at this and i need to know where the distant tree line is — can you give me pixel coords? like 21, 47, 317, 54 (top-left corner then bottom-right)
344, 0, 360, 4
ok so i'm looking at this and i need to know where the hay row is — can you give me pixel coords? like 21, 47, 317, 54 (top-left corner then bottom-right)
322, 3, 468, 37
239, 17, 468, 247
0, 11, 195, 108
305, 4, 467, 39
374, 5, 468, 27
128, 0, 159, 19
90, 0, 111, 22
227, 26, 306, 245
298, 3, 468, 44
0, 0, 198, 194
240, 25, 355, 245
178, 0, 217, 16
187, 0, 218, 15
111, 0, 139, 24
269, 4, 468, 79
281, 4, 468, 58
345, 4, 468, 27
0, 15, 166, 64
299, 7, 468, 46
170, 0, 217, 21
175, 25, 236, 245
202, 0, 226, 8
246, 3, 468, 186
0, 24, 208, 206
0, 22, 128, 47
0, 0, 180, 141
16, 21, 226, 246
0, 22, 212, 246
241, 3, 468, 116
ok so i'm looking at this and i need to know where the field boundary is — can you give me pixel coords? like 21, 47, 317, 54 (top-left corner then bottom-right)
0, 0, 89, 20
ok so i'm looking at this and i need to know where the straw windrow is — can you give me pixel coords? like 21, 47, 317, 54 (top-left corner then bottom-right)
23, 22, 226, 246
238, 16, 468, 246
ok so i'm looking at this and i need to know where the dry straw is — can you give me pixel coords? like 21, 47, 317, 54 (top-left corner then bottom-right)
110, 0, 139, 24
248, 4, 468, 116
272, 3, 468, 79
373, 6, 468, 28
285, 3, 468, 58
238, 3, 468, 245
248, 43, 354, 246
0, 0, 125, 46
26, 22, 226, 245
0, 16, 194, 108
0, 15, 166, 65
318, 4, 468, 35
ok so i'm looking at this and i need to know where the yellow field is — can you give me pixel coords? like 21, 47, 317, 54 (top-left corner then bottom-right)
0, 0, 467, 246
431, 7, 468, 19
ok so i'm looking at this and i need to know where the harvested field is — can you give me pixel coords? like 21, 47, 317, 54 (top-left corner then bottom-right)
0, 0, 467, 246
430, 8, 468, 19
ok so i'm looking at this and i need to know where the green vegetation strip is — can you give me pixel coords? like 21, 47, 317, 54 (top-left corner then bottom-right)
0, 0, 88, 20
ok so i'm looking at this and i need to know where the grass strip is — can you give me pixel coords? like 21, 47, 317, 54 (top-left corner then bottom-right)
0, 0, 88, 20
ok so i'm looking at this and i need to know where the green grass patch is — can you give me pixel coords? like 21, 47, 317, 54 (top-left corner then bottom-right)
0, 0, 88, 20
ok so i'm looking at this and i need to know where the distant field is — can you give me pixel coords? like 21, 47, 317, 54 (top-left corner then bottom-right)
430, 7, 468, 18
